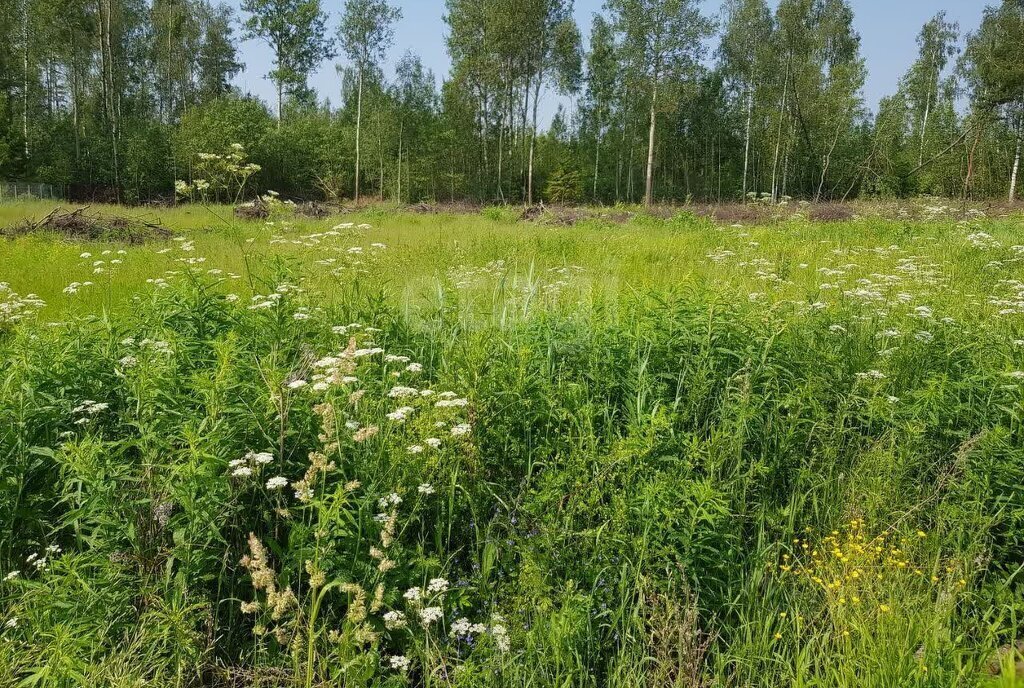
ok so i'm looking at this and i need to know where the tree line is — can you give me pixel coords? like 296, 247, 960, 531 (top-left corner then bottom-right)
0, 0, 1021, 205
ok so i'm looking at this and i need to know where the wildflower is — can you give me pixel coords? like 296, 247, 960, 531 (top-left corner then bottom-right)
403, 587, 422, 602
406, 363, 423, 373
231, 466, 253, 478
879, 604, 891, 613
386, 406, 415, 422
388, 385, 419, 398
419, 606, 443, 626
371, 584, 385, 613
426, 577, 449, 594
388, 655, 410, 672
426, 437, 442, 449
305, 560, 326, 588
255, 452, 278, 468
408, 445, 424, 454
491, 622, 510, 652
418, 483, 435, 495
435, 397, 468, 408
353, 425, 379, 442
383, 610, 407, 629
378, 493, 402, 509
4, 618, 17, 629
450, 423, 472, 437
287, 379, 307, 390
266, 476, 289, 490
3, 571, 19, 582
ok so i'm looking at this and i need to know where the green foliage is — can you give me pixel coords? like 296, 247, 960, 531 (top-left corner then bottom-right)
1, 205, 1024, 685
1, 0, 1023, 203
240, 0, 334, 121
544, 160, 582, 203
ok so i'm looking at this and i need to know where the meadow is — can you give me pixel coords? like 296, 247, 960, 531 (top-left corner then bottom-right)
1, 198, 1024, 686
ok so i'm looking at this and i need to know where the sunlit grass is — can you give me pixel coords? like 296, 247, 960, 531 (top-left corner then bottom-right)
1, 199, 1023, 686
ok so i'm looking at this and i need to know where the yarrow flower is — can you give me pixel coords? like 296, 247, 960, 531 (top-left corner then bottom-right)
266, 476, 289, 490
435, 397, 469, 408
388, 655, 410, 672
383, 610, 407, 629
386, 406, 415, 422
492, 622, 510, 652
418, 483, 435, 495
427, 577, 449, 593
419, 606, 443, 625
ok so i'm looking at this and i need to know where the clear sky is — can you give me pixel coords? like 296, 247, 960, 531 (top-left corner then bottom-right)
228, 0, 987, 124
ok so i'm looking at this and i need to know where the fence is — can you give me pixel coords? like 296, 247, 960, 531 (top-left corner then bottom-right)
0, 181, 65, 201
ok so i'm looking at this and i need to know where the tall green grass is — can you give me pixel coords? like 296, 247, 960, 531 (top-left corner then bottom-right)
1, 200, 1023, 686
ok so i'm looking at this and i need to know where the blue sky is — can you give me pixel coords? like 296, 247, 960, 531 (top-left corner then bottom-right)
228, 0, 987, 124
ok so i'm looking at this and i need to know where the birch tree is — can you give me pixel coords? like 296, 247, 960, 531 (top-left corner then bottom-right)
607, 0, 712, 207
905, 13, 959, 166
339, 0, 401, 203
719, 0, 772, 201
584, 14, 616, 201
964, 0, 1024, 201
241, 0, 333, 127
